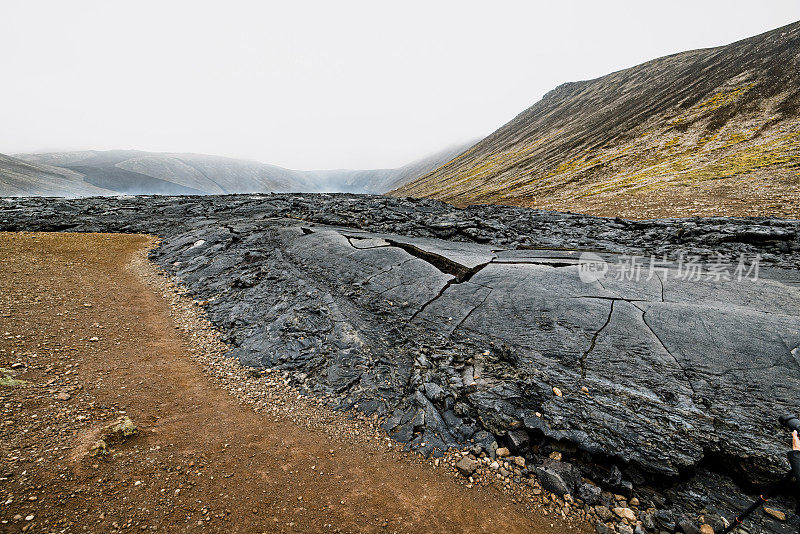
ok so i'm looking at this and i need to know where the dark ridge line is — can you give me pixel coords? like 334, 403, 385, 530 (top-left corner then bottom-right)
389, 241, 494, 323
360, 258, 414, 286
654, 271, 665, 302
569, 295, 648, 302
450, 288, 493, 334
385, 238, 476, 281
491, 260, 576, 268
458, 261, 492, 284
579, 299, 615, 379
631, 301, 698, 399
299, 227, 495, 324
343, 234, 392, 250
408, 277, 457, 323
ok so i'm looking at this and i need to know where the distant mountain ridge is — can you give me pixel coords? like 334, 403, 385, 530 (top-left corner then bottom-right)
12, 150, 317, 197
0, 154, 115, 197
391, 21, 800, 219
3, 143, 474, 198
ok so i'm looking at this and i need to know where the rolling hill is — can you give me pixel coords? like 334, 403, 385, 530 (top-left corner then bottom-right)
13, 150, 316, 196
391, 21, 800, 219
4, 144, 475, 198
0, 154, 115, 197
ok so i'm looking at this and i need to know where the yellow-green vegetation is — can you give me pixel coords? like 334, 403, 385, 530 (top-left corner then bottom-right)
105, 416, 138, 441
486, 123, 800, 204
681, 132, 800, 179
416, 134, 562, 200
661, 83, 757, 134
581, 129, 800, 197
468, 96, 760, 202
724, 132, 749, 146
695, 83, 756, 111
502, 145, 636, 196
394, 65, 798, 212
89, 439, 110, 457
89, 416, 138, 457
468, 110, 800, 205
454, 136, 551, 183
697, 133, 719, 147
514, 89, 799, 202
0, 367, 28, 387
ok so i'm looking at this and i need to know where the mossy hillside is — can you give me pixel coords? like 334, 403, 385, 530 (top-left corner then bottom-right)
411, 82, 790, 206
468, 93, 800, 205
392, 22, 800, 216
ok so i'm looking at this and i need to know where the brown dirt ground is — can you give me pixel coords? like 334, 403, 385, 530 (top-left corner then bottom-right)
0, 232, 592, 533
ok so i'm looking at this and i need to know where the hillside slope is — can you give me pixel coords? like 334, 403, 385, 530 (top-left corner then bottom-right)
0, 153, 115, 197
391, 21, 800, 219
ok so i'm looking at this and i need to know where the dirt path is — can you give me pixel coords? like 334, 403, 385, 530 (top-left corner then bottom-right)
0, 232, 590, 533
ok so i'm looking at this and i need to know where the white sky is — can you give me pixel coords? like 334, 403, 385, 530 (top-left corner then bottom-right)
2, 1, 798, 170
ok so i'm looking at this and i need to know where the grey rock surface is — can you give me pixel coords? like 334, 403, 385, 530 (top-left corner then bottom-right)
1, 193, 798, 533
455, 456, 479, 477
533, 459, 581, 496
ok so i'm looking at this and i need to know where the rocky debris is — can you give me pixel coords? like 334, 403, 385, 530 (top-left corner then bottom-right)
1, 194, 799, 533
577, 482, 602, 505
764, 508, 787, 522
533, 459, 580, 496
678, 517, 702, 534
455, 455, 479, 477
614, 507, 637, 522
90, 416, 138, 456
102, 416, 138, 443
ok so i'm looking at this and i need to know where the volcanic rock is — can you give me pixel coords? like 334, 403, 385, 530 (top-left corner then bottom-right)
2, 193, 798, 533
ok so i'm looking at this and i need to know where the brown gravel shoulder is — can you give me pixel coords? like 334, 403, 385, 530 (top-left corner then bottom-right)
0, 232, 592, 533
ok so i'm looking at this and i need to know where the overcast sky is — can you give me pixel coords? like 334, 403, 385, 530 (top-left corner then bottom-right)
2, 1, 798, 170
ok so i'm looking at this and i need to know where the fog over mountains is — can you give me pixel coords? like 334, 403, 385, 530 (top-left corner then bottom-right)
4, 21, 799, 218
0, 154, 115, 197
1, 141, 474, 198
